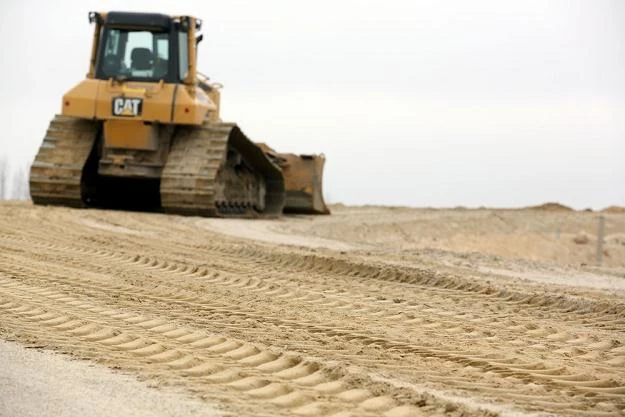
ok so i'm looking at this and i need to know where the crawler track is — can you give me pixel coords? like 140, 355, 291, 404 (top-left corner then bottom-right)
0, 203, 624, 416
29, 116, 97, 207
161, 122, 284, 217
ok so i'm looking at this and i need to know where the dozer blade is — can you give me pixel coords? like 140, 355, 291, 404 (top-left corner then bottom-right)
257, 144, 330, 215
160, 122, 285, 218
30, 115, 98, 208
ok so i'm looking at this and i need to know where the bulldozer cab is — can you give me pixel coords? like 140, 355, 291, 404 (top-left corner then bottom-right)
89, 12, 200, 87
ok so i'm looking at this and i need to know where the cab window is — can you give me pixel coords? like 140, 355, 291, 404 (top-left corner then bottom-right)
178, 31, 189, 82
97, 28, 170, 82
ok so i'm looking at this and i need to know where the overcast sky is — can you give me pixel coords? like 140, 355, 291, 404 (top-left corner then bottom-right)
0, 0, 623, 208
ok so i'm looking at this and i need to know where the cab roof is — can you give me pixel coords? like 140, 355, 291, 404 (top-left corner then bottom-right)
89, 11, 201, 30
105, 11, 173, 29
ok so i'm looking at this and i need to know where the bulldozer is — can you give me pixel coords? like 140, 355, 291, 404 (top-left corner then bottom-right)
30, 11, 329, 217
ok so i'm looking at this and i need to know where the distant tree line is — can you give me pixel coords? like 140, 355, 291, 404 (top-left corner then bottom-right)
0, 156, 30, 200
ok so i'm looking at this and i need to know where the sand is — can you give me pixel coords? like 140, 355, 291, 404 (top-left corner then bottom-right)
0, 201, 623, 417
0, 340, 219, 417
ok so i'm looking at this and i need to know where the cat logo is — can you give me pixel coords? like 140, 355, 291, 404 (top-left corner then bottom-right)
112, 97, 143, 117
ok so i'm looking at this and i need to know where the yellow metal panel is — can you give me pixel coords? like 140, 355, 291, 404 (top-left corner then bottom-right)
103, 120, 157, 150
94, 80, 178, 124
62, 80, 214, 126
61, 80, 99, 119
172, 85, 212, 125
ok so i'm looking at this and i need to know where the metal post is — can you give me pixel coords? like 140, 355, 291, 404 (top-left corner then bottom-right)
596, 215, 605, 266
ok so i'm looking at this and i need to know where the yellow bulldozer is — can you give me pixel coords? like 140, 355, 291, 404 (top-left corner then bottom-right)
30, 11, 329, 217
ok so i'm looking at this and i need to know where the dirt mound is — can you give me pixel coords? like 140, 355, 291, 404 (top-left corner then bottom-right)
573, 231, 590, 244
527, 202, 574, 211
327, 202, 347, 210
602, 205, 625, 214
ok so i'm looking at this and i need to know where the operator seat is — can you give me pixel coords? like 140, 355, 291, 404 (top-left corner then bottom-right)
130, 48, 154, 74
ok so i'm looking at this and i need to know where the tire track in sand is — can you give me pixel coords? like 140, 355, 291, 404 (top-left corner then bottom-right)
0, 277, 479, 417
0, 243, 623, 415
0, 205, 624, 416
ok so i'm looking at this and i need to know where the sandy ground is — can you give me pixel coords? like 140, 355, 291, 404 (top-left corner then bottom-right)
0, 201, 624, 417
0, 340, 219, 417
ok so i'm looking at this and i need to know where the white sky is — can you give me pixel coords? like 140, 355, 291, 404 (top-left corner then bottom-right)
0, 0, 623, 208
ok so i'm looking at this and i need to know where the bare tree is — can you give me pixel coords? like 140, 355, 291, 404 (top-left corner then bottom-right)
13, 164, 30, 200
0, 156, 7, 200
0, 158, 31, 200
